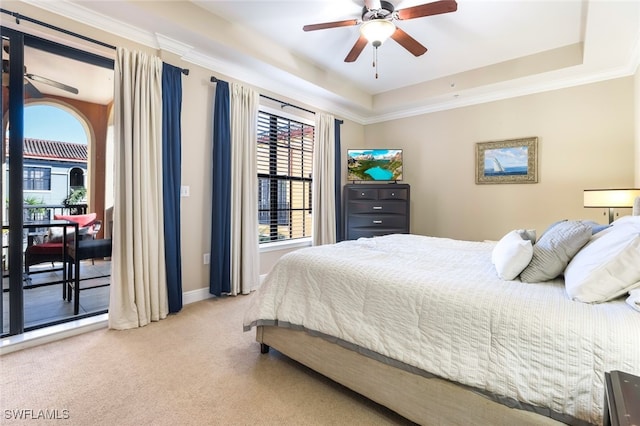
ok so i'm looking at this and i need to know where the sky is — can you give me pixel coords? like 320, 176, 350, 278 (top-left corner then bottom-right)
23, 105, 88, 144
484, 146, 528, 169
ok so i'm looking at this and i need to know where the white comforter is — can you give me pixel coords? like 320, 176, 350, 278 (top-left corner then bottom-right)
243, 234, 640, 425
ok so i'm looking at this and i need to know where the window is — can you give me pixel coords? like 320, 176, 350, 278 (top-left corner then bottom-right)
257, 110, 314, 243
69, 167, 85, 189
24, 167, 51, 190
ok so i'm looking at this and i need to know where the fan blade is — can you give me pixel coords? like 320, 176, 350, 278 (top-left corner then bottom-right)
24, 80, 43, 98
396, 0, 457, 20
344, 35, 368, 62
303, 19, 359, 32
391, 28, 428, 57
25, 73, 79, 95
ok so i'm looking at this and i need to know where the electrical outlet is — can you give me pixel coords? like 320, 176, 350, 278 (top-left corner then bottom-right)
203, 253, 210, 265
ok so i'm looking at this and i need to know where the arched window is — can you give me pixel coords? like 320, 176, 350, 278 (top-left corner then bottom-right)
70, 167, 85, 189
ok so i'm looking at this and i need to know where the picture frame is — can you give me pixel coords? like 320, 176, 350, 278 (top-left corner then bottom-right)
475, 137, 538, 184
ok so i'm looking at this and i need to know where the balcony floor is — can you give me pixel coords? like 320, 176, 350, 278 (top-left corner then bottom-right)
2, 260, 110, 333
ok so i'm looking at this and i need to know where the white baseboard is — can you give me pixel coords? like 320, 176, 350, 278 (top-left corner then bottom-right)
0, 314, 109, 356
183, 276, 268, 302
182, 286, 215, 305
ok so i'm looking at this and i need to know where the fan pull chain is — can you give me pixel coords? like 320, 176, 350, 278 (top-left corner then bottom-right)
373, 46, 379, 79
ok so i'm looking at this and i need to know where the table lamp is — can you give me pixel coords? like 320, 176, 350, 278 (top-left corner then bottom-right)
583, 188, 640, 224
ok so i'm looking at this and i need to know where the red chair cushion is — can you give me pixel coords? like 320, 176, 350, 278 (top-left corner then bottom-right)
54, 213, 97, 228
26, 242, 63, 254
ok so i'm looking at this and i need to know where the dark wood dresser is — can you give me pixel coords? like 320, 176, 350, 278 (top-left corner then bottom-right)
343, 183, 410, 240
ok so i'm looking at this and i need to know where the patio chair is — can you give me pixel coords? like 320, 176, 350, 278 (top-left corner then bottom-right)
66, 237, 112, 315
23, 213, 100, 297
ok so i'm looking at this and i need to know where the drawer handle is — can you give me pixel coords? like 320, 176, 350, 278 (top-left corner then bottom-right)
373, 220, 383, 224
372, 206, 383, 210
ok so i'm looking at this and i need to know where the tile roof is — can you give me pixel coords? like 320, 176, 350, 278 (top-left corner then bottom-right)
7, 138, 87, 162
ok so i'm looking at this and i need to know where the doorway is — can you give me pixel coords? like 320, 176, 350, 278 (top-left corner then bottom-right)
1, 27, 114, 337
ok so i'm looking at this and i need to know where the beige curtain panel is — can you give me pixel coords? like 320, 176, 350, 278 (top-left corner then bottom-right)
109, 47, 168, 329
229, 83, 260, 295
312, 112, 337, 246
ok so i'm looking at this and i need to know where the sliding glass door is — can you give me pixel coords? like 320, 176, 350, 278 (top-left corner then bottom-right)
1, 26, 114, 337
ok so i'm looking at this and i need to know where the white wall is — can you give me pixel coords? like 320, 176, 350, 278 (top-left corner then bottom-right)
364, 77, 636, 241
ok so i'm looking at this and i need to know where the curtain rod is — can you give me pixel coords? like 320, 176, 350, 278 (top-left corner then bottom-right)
1, 8, 190, 76
210, 76, 315, 115
1, 8, 116, 50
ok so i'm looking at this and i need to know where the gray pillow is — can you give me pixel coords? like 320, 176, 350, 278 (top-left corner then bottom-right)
581, 220, 610, 235
517, 229, 537, 243
520, 220, 592, 283
538, 219, 567, 239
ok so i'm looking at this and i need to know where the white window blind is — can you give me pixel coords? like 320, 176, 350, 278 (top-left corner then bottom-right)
257, 110, 314, 243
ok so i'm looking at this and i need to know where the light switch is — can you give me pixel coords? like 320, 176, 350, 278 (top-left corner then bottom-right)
180, 186, 190, 197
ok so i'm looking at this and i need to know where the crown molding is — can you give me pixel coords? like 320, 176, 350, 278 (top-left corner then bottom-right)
21, 0, 158, 48
155, 33, 193, 57
183, 50, 365, 124
364, 62, 638, 125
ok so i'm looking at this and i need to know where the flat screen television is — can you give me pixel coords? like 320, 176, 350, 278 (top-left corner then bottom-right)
347, 149, 403, 182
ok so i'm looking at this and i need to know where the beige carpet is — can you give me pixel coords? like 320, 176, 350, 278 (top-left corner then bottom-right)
0, 294, 413, 425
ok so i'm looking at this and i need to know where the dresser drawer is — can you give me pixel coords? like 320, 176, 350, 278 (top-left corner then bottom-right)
347, 228, 405, 240
348, 214, 407, 229
347, 201, 407, 215
379, 188, 408, 200
346, 187, 378, 200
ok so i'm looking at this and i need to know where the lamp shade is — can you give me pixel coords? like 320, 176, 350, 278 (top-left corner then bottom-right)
360, 20, 396, 46
583, 189, 640, 208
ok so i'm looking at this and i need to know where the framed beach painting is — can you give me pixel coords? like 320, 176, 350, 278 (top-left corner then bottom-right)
475, 137, 538, 184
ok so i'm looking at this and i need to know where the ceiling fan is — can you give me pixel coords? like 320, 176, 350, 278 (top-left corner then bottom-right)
2, 42, 79, 98
303, 0, 457, 64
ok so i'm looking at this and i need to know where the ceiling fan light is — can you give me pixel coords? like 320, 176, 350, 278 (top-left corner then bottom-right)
360, 20, 395, 46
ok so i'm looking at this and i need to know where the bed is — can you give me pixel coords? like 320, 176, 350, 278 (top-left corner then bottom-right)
243, 217, 640, 425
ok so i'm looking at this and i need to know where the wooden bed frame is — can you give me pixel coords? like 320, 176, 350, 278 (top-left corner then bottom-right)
257, 325, 563, 425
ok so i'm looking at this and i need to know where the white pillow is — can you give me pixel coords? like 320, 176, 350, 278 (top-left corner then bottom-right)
627, 289, 640, 312
611, 215, 640, 227
565, 219, 640, 303
47, 226, 75, 243
47, 226, 90, 243
492, 230, 533, 280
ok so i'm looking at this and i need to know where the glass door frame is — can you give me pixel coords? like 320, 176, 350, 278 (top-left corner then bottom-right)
2, 27, 26, 336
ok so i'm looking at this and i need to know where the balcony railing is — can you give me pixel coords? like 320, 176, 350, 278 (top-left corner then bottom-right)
21, 203, 88, 222
2, 204, 89, 259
